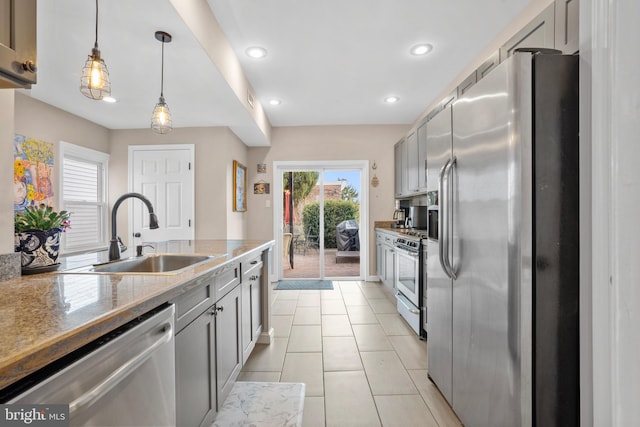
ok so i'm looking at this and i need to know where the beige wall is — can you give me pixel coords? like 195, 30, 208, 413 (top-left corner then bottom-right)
247, 125, 409, 276
0, 92, 109, 254
14, 93, 110, 153
413, 0, 553, 126
0, 91, 15, 253
109, 127, 248, 244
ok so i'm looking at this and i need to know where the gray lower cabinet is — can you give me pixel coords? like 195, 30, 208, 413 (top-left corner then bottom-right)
383, 244, 396, 290
376, 233, 384, 280
176, 306, 217, 427
173, 254, 260, 426
376, 232, 396, 290
216, 284, 242, 408
241, 255, 263, 363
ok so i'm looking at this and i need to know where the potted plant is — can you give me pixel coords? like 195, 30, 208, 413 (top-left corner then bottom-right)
15, 204, 71, 270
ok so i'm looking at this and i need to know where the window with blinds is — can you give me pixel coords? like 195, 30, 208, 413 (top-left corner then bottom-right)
60, 142, 109, 254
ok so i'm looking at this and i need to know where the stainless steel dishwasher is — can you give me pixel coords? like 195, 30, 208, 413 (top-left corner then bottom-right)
7, 304, 176, 426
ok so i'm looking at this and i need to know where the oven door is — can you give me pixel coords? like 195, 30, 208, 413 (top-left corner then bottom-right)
395, 246, 420, 307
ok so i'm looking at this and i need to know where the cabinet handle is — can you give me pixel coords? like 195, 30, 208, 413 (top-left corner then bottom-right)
250, 260, 258, 265
217, 306, 224, 312
21, 60, 37, 73
250, 275, 259, 281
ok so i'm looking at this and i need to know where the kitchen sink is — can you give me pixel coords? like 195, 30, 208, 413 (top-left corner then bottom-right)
63, 254, 223, 275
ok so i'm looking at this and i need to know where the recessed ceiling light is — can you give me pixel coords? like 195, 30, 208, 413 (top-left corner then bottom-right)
410, 43, 433, 56
103, 96, 117, 103
245, 46, 267, 59
269, 99, 281, 106
384, 96, 400, 104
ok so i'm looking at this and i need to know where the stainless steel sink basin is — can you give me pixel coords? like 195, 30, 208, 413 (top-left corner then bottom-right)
63, 254, 223, 275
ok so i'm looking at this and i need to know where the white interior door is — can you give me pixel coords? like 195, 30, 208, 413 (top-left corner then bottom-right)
129, 145, 195, 244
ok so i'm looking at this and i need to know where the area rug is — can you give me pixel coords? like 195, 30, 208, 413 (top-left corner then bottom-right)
275, 280, 334, 290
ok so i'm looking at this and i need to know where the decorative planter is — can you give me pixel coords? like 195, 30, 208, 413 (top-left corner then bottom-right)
15, 228, 62, 269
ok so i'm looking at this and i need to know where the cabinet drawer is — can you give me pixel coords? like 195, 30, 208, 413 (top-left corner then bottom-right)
173, 275, 214, 333
243, 260, 263, 281
215, 261, 240, 298
242, 253, 263, 276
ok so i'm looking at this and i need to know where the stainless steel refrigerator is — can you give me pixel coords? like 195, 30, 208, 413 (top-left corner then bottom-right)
425, 50, 579, 427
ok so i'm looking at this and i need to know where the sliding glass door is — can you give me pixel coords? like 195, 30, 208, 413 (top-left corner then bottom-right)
276, 161, 366, 281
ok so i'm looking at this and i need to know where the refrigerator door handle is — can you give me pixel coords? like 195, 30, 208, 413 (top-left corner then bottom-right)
438, 159, 452, 279
443, 157, 457, 280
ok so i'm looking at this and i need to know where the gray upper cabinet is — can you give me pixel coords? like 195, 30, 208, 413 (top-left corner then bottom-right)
555, 0, 579, 54
394, 139, 405, 198
457, 71, 478, 97
0, 0, 37, 88
417, 121, 428, 193
500, 3, 555, 61
426, 105, 453, 193
405, 130, 419, 194
477, 50, 500, 81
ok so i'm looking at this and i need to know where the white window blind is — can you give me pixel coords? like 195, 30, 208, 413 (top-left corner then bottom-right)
60, 142, 109, 254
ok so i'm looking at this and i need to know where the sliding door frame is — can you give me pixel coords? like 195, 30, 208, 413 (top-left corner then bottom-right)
273, 160, 369, 281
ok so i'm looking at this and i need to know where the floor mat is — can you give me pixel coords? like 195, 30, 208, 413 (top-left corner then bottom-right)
275, 279, 334, 290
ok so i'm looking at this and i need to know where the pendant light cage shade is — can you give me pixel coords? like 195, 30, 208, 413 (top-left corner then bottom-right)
80, 48, 111, 100
81, 0, 110, 100
151, 31, 173, 134
151, 96, 172, 134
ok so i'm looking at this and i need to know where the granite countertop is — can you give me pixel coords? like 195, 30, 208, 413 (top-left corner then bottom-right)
0, 239, 273, 391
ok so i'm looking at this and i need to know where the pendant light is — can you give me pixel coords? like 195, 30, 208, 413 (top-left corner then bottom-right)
151, 31, 173, 134
80, 0, 111, 100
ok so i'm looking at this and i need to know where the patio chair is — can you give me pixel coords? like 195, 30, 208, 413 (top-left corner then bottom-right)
303, 227, 319, 253
283, 233, 292, 268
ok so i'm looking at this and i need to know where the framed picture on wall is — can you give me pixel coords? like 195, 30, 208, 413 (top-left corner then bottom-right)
253, 182, 270, 194
233, 160, 247, 212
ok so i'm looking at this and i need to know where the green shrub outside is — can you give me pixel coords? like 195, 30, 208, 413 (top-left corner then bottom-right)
302, 200, 359, 249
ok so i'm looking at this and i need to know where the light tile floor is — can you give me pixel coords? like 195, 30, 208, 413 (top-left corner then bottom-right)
239, 280, 462, 427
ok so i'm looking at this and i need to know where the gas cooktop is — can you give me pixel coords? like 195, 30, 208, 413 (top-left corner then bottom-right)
399, 229, 428, 239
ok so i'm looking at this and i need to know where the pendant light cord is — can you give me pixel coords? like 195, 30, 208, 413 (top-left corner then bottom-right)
160, 40, 165, 97
94, 0, 99, 49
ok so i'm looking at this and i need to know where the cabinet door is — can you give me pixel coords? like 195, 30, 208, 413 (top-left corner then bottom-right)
383, 245, 396, 290
405, 131, 419, 194
476, 50, 500, 81
216, 285, 242, 408
417, 121, 428, 192
376, 235, 384, 280
176, 308, 217, 427
457, 71, 478, 97
555, 0, 579, 54
241, 270, 263, 363
394, 140, 405, 197
500, 3, 555, 61
0, 0, 36, 88
426, 106, 453, 193
241, 278, 252, 363
251, 273, 262, 340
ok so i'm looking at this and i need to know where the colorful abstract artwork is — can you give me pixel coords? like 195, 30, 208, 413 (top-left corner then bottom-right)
14, 134, 55, 213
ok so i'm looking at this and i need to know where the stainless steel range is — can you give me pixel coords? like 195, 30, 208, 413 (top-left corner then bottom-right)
394, 229, 427, 337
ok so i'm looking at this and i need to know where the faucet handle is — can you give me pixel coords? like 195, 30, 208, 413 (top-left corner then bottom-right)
117, 236, 127, 252
136, 244, 155, 257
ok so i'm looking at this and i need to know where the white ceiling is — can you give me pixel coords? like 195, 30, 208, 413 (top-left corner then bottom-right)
28, 0, 531, 142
